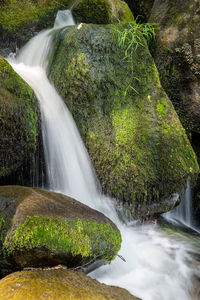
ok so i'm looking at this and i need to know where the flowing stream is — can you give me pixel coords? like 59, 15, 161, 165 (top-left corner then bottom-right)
8, 10, 200, 300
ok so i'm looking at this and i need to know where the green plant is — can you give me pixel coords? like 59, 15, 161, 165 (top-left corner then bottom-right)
112, 18, 157, 96
113, 19, 156, 59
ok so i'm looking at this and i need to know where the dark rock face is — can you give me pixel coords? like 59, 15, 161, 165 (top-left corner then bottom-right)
124, 0, 154, 22
49, 23, 199, 219
149, 0, 200, 137
0, 186, 121, 276
149, 0, 200, 220
0, 270, 140, 300
72, 0, 134, 24
0, 57, 44, 187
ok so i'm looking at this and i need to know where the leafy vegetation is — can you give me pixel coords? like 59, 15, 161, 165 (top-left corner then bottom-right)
112, 19, 157, 95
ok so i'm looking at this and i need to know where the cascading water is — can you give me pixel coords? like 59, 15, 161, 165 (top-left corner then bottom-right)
164, 181, 200, 234
164, 180, 192, 227
8, 10, 200, 300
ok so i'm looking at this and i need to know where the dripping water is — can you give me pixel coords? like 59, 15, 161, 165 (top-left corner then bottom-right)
7, 10, 200, 300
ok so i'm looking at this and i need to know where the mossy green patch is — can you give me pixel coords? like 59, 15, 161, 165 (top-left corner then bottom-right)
0, 0, 72, 32
0, 215, 12, 252
0, 57, 40, 180
4, 216, 121, 263
0, 214, 13, 278
0, 270, 139, 300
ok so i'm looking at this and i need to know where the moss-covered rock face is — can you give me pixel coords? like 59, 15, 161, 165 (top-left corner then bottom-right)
49, 23, 199, 219
73, 0, 134, 24
0, 186, 121, 273
0, 0, 72, 56
149, 0, 200, 137
0, 0, 133, 57
0, 57, 42, 185
0, 270, 139, 300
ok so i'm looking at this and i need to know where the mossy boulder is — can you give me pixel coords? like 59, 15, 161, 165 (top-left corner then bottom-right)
49, 23, 199, 219
0, 186, 121, 275
0, 57, 42, 186
0, 270, 139, 300
72, 0, 134, 24
149, 0, 200, 137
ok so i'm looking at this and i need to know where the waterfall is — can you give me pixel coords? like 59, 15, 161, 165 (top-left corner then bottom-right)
164, 180, 192, 226
164, 181, 200, 234
8, 10, 199, 300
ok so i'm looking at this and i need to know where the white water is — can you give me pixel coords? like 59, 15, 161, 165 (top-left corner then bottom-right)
164, 181, 200, 234
164, 180, 192, 227
8, 11, 200, 300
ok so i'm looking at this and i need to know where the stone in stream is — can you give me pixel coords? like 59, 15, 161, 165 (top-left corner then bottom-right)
0, 269, 140, 300
49, 22, 199, 220
0, 186, 121, 277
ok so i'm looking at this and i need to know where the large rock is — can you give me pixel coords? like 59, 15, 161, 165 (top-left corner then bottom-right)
0, 270, 139, 300
49, 23, 199, 219
149, 0, 200, 137
0, 186, 121, 277
0, 57, 43, 186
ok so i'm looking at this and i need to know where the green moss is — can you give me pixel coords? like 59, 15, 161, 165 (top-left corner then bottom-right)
0, 270, 139, 300
0, 57, 40, 179
0, 214, 13, 278
0, 0, 72, 31
0, 215, 12, 249
4, 216, 121, 263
